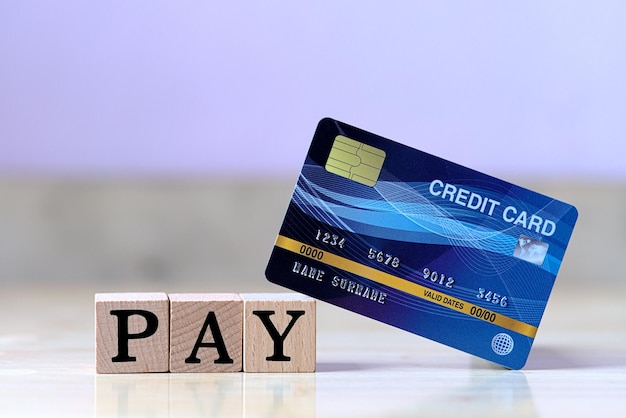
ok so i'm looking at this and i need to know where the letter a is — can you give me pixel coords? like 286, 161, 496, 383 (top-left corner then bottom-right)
185, 311, 234, 364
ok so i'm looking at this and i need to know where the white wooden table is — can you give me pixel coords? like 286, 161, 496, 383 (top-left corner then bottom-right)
0, 283, 624, 417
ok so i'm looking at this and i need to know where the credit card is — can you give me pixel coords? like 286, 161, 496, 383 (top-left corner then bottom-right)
265, 118, 578, 369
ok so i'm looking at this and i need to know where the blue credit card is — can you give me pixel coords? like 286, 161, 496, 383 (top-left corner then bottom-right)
265, 118, 578, 369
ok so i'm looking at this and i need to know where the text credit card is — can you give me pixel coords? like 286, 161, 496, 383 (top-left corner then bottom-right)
265, 118, 578, 369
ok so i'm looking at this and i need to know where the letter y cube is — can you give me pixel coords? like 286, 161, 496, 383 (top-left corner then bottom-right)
241, 293, 316, 373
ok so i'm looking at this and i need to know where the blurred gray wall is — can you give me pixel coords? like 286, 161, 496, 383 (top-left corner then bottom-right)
0, 179, 610, 285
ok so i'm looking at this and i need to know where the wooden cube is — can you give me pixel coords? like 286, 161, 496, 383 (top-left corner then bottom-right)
95, 293, 170, 374
240, 293, 316, 373
169, 293, 243, 373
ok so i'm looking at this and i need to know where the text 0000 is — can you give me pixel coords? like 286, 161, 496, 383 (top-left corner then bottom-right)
300, 245, 323, 260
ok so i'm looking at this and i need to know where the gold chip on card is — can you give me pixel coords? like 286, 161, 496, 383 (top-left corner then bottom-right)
325, 135, 386, 187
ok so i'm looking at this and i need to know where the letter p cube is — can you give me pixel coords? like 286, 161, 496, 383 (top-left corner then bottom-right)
95, 293, 170, 373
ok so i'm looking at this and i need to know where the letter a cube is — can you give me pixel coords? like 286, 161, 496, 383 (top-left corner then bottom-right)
240, 293, 316, 372
95, 293, 169, 373
169, 293, 243, 372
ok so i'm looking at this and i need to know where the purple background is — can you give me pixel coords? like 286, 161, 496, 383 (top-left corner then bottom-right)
1, 1, 624, 179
